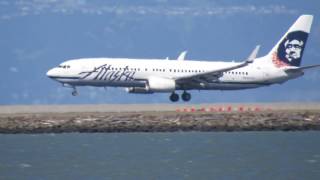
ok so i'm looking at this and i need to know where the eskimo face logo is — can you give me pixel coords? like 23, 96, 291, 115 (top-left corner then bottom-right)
275, 31, 308, 67
284, 39, 303, 62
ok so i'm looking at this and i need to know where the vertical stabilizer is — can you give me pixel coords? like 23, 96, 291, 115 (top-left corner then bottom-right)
267, 15, 313, 67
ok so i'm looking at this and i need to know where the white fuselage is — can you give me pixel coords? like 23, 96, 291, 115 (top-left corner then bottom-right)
46, 56, 302, 91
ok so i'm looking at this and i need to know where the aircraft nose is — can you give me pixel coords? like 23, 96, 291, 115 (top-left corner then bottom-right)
46, 68, 56, 78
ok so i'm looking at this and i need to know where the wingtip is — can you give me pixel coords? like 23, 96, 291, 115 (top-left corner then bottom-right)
247, 45, 261, 61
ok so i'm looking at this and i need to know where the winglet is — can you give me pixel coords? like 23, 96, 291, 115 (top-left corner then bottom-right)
246, 45, 260, 63
177, 51, 187, 61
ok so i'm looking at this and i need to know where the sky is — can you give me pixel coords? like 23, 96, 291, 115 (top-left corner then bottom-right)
0, 0, 320, 104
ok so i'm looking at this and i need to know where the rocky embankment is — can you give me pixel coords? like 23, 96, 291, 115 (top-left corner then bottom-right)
0, 111, 320, 133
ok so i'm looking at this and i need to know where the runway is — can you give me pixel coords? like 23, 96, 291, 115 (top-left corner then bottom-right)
1, 103, 320, 114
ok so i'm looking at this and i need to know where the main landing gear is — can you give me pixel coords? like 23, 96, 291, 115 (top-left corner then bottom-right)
170, 91, 191, 102
170, 92, 179, 102
182, 91, 191, 102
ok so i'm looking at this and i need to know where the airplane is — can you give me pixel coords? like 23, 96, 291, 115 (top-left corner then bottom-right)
47, 14, 319, 102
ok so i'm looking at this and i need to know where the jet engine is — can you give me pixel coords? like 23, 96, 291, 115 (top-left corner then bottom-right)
126, 87, 153, 94
147, 76, 176, 92
126, 77, 175, 94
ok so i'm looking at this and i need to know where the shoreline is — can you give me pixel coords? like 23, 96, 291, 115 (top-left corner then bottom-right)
1, 110, 320, 133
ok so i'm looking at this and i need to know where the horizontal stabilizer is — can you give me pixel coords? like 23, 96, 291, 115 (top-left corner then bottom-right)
284, 64, 320, 73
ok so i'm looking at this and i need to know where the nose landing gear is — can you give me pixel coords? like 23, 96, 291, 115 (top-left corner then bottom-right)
71, 87, 78, 96
62, 83, 79, 96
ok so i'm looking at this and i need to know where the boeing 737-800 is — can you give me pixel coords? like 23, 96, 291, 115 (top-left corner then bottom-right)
47, 15, 319, 102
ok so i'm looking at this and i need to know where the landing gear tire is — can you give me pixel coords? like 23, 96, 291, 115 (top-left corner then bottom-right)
71, 88, 78, 96
182, 91, 191, 102
72, 91, 78, 96
170, 92, 179, 102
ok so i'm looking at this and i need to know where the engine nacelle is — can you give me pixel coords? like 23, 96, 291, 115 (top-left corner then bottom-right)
147, 76, 176, 92
126, 87, 153, 94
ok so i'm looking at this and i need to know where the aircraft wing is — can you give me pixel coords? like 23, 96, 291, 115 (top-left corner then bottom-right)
175, 59, 252, 83
175, 45, 259, 83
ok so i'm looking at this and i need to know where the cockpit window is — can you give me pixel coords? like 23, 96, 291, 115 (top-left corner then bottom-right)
58, 65, 71, 69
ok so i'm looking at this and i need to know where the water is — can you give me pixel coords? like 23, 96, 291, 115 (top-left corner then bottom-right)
0, 132, 320, 180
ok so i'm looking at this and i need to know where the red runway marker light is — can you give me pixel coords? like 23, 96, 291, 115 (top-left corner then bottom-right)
227, 106, 232, 112
238, 106, 244, 112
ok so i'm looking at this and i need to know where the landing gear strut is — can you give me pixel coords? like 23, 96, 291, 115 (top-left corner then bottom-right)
71, 87, 78, 96
170, 92, 179, 102
62, 83, 79, 96
181, 91, 191, 102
